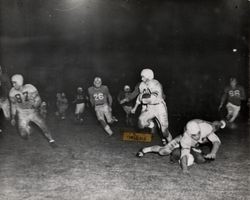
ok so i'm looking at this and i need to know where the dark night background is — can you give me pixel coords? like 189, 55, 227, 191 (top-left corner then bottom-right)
0, 0, 249, 120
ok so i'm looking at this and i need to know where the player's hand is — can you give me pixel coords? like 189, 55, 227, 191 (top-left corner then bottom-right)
204, 153, 216, 159
11, 119, 16, 126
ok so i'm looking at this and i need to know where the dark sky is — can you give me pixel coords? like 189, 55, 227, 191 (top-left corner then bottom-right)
0, 0, 249, 117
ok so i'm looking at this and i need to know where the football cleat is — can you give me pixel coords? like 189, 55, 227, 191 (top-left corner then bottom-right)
136, 150, 145, 158
162, 138, 167, 145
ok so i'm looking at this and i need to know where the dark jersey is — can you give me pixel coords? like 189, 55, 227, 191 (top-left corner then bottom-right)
0, 73, 11, 99
75, 93, 86, 104
224, 85, 246, 106
118, 91, 134, 107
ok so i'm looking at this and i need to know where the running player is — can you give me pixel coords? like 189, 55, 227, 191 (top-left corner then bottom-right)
88, 77, 115, 135
9, 74, 55, 145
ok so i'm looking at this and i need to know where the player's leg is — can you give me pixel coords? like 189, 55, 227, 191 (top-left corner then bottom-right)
226, 103, 234, 122
136, 145, 162, 157
31, 112, 55, 143
17, 113, 31, 139
155, 103, 172, 144
229, 105, 240, 123
138, 109, 155, 129
78, 103, 85, 121
95, 105, 113, 135
1, 99, 11, 120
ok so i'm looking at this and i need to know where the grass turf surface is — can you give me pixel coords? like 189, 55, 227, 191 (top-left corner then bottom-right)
0, 112, 249, 200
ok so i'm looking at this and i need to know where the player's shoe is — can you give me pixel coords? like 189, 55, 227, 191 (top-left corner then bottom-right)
162, 138, 167, 145
136, 149, 145, 158
104, 125, 113, 136
49, 139, 57, 148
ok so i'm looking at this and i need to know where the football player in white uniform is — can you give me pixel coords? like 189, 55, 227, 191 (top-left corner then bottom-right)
88, 77, 115, 135
131, 69, 172, 144
136, 119, 225, 173
9, 74, 55, 145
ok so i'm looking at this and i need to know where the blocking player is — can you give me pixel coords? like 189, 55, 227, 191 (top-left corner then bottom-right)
219, 77, 246, 123
131, 68, 172, 145
136, 119, 225, 173
72, 86, 86, 123
117, 85, 134, 126
0, 65, 12, 133
9, 74, 55, 145
88, 77, 115, 136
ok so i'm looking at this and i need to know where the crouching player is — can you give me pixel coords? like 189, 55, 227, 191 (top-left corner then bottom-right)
132, 68, 172, 145
9, 74, 55, 145
136, 119, 226, 173
88, 77, 116, 136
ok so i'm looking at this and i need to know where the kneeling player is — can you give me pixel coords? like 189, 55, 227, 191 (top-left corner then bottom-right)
136, 119, 226, 173
88, 77, 116, 136
9, 74, 55, 145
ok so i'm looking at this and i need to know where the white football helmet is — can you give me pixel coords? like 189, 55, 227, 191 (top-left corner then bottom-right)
93, 77, 102, 88
141, 69, 154, 81
124, 85, 130, 92
11, 74, 24, 87
186, 121, 200, 136
77, 87, 83, 92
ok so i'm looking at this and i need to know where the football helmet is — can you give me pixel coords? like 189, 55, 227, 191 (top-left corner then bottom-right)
93, 77, 102, 88
141, 69, 154, 81
77, 87, 83, 92
186, 121, 200, 136
11, 74, 24, 86
124, 85, 131, 92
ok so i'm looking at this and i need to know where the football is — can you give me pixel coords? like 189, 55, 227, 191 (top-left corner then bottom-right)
142, 93, 151, 99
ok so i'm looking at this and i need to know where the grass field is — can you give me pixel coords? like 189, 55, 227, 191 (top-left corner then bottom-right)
0, 109, 249, 200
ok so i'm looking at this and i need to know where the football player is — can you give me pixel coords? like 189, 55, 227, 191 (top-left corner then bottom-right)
132, 68, 172, 145
219, 77, 246, 124
0, 65, 12, 133
117, 85, 134, 126
72, 86, 86, 123
136, 119, 225, 173
56, 92, 68, 120
88, 77, 115, 136
9, 74, 55, 145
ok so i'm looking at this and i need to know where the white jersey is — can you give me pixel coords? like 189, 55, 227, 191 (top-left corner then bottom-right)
9, 84, 40, 111
138, 79, 164, 105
